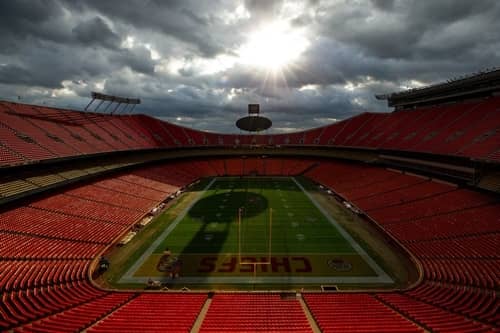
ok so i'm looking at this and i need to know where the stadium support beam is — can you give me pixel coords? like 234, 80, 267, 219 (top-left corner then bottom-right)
85, 92, 141, 114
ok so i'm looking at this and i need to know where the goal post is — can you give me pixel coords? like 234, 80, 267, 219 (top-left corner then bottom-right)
237, 207, 273, 267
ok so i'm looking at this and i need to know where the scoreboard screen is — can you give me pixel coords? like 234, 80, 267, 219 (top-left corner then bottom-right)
248, 104, 260, 114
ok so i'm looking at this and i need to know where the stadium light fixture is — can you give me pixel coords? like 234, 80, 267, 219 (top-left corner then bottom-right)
85, 92, 141, 114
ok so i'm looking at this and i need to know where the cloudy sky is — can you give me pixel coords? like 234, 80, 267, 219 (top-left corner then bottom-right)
1, 0, 499, 133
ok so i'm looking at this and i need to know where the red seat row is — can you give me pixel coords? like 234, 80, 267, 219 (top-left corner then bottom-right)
29, 194, 143, 225
0, 206, 127, 243
420, 258, 499, 290
65, 184, 158, 212
405, 282, 499, 326
0, 157, 499, 331
377, 293, 494, 332
387, 203, 500, 241
16, 292, 135, 333
94, 178, 170, 202
88, 293, 207, 333
200, 293, 311, 332
0, 163, 199, 331
0, 260, 89, 292
367, 189, 497, 225
303, 293, 422, 333
1, 281, 105, 330
0, 102, 160, 167
0, 232, 102, 259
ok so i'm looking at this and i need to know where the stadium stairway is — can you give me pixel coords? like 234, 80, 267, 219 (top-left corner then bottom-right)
298, 295, 322, 333
189, 297, 212, 333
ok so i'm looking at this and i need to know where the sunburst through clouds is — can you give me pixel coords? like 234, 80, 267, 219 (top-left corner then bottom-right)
237, 20, 310, 94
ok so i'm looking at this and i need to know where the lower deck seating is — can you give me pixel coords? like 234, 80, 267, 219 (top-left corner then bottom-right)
200, 293, 311, 332
0, 260, 89, 292
29, 194, 142, 225
303, 293, 422, 333
306, 159, 499, 331
0, 232, 102, 259
88, 293, 206, 333
0, 158, 499, 331
65, 184, 157, 213
367, 189, 497, 225
405, 282, 499, 326
420, 258, 499, 289
14, 292, 135, 333
0, 163, 198, 331
1, 281, 105, 330
226, 157, 243, 175
387, 204, 500, 240
377, 293, 495, 332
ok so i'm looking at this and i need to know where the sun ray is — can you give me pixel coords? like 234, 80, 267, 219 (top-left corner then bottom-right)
238, 20, 309, 73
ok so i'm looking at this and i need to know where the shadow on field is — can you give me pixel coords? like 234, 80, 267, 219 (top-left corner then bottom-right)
183, 190, 268, 253
159, 181, 269, 286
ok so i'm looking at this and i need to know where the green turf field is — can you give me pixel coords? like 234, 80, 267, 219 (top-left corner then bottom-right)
119, 177, 393, 287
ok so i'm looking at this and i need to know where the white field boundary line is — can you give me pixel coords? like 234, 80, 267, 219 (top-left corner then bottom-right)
292, 177, 393, 284
119, 178, 217, 283
121, 177, 392, 285
120, 276, 390, 284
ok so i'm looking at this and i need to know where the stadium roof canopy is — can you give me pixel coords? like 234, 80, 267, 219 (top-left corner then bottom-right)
377, 68, 500, 110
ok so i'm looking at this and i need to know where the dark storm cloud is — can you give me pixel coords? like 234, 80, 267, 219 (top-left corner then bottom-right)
116, 47, 157, 75
0, 1, 64, 37
0, 0, 499, 133
62, 0, 231, 57
0, 64, 45, 87
370, 0, 394, 11
0, 40, 156, 89
321, 0, 500, 61
72, 17, 121, 49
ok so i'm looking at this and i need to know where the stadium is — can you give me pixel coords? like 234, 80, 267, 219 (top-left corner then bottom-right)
1, 1, 499, 333
1, 69, 499, 332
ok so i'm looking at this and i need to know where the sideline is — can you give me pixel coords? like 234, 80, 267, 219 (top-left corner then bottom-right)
121, 275, 391, 284
292, 177, 393, 284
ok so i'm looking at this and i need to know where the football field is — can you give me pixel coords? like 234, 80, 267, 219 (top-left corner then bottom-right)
120, 177, 393, 287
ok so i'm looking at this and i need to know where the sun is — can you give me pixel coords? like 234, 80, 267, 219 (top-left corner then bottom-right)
238, 21, 309, 71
